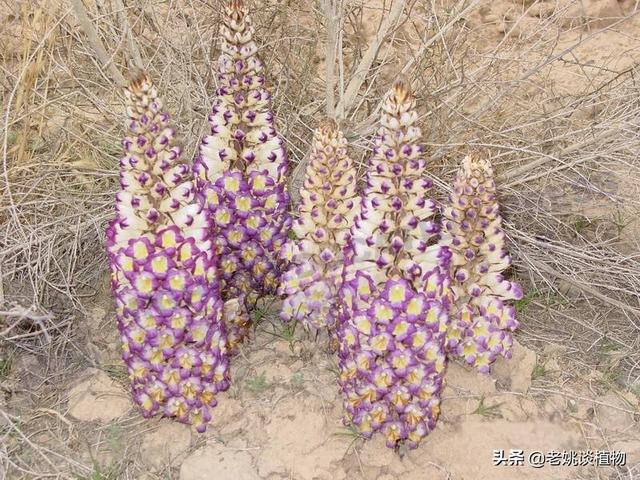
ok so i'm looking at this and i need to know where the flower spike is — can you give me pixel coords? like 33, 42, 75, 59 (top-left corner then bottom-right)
106, 72, 229, 432
194, 0, 291, 350
337, 81, 451, 449
441, 152, 523, 373
280, 119, 359, 333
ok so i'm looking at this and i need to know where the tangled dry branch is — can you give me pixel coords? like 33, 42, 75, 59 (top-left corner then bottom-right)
0, 0, 639, 435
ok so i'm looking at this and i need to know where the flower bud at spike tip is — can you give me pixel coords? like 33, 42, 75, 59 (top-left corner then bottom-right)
193, 0, 291, 352
105, 72, 230, 432
337, 82, 451, 449
279, 119, 359, 335
441, 152, 523, 374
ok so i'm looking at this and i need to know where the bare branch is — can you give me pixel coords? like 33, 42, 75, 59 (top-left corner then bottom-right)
69, 0, 126, 85
113, 0, 145, 70
322, 0, 340, 117
336, 0, 406, 117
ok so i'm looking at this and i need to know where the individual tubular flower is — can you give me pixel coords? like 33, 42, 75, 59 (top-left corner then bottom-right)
194, 0, 291, 350
441, 153, 523, 373
105, 73, 230, 432
337, 81, 451, 449
279, 119, 359, 332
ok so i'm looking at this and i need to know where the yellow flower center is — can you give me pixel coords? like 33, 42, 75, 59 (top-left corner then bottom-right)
371, 334, 389, 351
407, 297, 422, 316
151, 256, 168, 274
355, 316, 371, 335
224, 176, 240, 192
136, 275, 153, 294
133, 241, 148, 260
389, 284, 406, 304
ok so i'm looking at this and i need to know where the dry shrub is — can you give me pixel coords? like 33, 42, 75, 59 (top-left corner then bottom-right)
1, 0, 638, 374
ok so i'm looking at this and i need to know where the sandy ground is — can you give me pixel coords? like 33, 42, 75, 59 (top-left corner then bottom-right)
54, 295, 637, 480
43, 292, 640, 480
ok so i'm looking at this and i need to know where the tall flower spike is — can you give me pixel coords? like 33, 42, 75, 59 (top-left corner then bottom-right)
106, 73, 230, 432
337, 81, 451, 449
279, 120, 359, 333
194, 0, 291, 350
441, 153, 523, 373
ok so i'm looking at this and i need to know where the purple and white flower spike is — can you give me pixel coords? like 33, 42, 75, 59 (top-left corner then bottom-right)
441, 153, 523, 373
106, 73, 229, 432
194, 0, 291, 351
280, 119, 359, 335
337, 81, 451, 449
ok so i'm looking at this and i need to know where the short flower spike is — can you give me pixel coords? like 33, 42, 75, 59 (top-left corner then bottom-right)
194, 0, 291, 350
106, 73, 230, 432
441, 153, 523, 373
337, 81, 451, 449
280, 119, 359, 333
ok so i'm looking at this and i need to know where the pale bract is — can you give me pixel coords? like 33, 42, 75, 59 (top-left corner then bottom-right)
280, 120, 359, 333
441, 154, 523, 373
337, 81, 451, 449
105, 73, 229, 432
193, 0, 291, 351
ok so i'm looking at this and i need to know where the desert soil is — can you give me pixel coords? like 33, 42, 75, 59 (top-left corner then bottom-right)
5, 284, 636, 480
54, 295, 637, 480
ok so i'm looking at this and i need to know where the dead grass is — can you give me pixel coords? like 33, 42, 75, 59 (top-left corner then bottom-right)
1, 0, 640, 478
